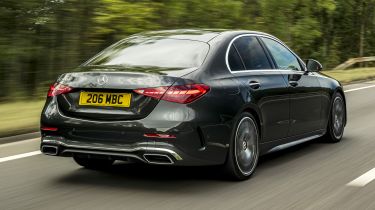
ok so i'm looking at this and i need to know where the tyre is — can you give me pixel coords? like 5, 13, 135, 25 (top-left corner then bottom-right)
323, 92, 346, 143
73, 155, 115, 169
224, 112, 259, 180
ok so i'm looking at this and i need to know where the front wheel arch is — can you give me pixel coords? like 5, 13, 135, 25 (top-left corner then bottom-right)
323, 91, 346, 142
329, 88, 347, 127
334, 88, 347, 126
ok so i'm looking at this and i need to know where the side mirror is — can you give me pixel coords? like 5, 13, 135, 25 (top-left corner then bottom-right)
305, 59, 323, 72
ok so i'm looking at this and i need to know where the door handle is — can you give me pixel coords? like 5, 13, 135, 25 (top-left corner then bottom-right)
289, 81, 298, 87
249, 81, 261, 89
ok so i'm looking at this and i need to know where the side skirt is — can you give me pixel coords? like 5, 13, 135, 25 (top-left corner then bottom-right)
260, 129, 325, 155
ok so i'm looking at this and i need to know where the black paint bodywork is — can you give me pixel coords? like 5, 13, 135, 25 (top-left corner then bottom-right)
40, 29, 346, 166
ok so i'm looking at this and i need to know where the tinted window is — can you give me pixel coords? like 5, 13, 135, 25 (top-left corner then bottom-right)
86, 37, 209, 69
233, 36, 272, 70
261, 38, 302, 71
228, 45, 245, 71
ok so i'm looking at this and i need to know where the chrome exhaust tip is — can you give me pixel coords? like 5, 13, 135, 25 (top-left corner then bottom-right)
41, 145, 59, 156
143, 154, 174, 165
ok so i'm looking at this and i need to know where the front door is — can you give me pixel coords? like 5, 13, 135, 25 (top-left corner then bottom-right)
260, 37, 322, 137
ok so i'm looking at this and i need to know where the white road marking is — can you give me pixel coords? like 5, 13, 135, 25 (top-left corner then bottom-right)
0, 138, 39, 148
345, 84, 375, 92
347, 168, 375, 187
0, 151, 41, 163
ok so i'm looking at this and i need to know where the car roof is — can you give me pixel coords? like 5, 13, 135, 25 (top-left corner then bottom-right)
136, 29, 275, 43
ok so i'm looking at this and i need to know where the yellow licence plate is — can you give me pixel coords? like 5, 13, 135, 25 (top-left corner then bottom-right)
79, 92, 131, 107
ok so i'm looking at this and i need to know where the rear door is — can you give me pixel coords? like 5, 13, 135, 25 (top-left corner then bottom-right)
227, 35, 290, 142
260, 37, 322, 137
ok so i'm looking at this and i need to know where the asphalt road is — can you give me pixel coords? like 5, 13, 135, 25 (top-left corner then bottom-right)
1, 81, 375, 210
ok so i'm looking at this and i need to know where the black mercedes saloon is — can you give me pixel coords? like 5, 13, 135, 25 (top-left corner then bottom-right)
40, 29, 346, 180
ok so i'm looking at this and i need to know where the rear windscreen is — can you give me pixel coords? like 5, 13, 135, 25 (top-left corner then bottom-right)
85, 37, 210, 69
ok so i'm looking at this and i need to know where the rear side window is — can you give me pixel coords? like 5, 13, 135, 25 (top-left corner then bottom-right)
261, 38, 302, 71
232, 36, 272, 70
228, 45, 245, 71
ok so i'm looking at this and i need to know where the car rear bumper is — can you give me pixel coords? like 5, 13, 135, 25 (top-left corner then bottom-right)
40, 99, 232, 166
40, 134, 226, 166
41, 136, 182, 165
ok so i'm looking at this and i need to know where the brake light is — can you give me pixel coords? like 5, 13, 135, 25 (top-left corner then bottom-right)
47, 83, 73, 97
134, 84, 210, 104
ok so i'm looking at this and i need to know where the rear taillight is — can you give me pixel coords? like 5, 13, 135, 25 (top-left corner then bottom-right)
134, 84, 210, 104
47, 83, 73, 97
133, 86, 169, 100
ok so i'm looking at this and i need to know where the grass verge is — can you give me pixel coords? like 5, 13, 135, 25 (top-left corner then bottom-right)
0, 100, 45, 138
323, 67, 375, 84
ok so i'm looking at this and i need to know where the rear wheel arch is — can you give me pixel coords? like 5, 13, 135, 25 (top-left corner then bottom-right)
242, 106, 262, 140
225, 106, 262, 157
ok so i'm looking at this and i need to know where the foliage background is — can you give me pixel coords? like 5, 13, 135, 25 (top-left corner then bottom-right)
0, 0, 374, 101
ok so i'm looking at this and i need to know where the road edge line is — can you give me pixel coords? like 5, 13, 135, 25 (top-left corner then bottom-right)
345, 84, 375, 93
0, 151, 41, 163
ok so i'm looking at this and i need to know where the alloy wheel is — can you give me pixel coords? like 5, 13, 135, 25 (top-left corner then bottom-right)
332, 96, 345, 139
234, 117, 259, 176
